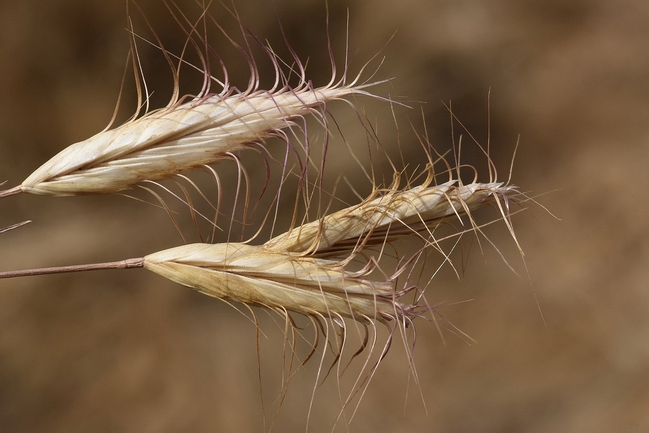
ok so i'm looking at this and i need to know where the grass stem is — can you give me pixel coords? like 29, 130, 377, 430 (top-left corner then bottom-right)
0, 185, 22, 199
0, 258, 144, 279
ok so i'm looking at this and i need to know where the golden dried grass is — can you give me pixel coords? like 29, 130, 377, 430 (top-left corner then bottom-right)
0, 0, 382, 199
18, 84, 375, 196
0, 1, 533, 429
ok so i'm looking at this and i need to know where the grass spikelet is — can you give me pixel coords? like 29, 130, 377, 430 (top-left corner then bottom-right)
143, 242, 401, 322
266, 178, 515, 256
18, 84, 374, 197
1, 2, 380, 198
0, 128, 525, 429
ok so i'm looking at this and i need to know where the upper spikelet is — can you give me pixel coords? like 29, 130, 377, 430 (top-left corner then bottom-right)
16, 0, 382, 197
266, 179, 513, 255
21, 85, 368, 196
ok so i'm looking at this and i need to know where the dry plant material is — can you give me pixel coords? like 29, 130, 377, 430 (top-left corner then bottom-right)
0, 2, 379, 199
0, 168, 522, 420
142, 178, 518, 324
0, 175, 519, 334
266, 178, 515, 255
0, 1, 536, 428
13, 84, 374, 196
144, 242, 398, 321
0, 220, 31, 234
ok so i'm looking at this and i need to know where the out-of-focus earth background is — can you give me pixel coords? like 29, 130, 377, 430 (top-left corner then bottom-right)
1, 0, 648, 431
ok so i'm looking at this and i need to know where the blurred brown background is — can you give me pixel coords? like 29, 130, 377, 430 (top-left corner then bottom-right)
1, 0, 648, 431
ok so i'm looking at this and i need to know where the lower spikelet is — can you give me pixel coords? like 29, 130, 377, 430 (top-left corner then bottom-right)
144, 242, 401, 322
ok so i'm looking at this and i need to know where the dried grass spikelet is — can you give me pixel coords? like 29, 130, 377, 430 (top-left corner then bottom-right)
1, 3, 381, 198
18, 84, 375, 197
0, 168, 520, 349
265, 177, 514, 256
143, 242, 400, 322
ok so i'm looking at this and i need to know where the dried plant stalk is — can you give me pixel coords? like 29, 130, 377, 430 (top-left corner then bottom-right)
0, 220, 31, 234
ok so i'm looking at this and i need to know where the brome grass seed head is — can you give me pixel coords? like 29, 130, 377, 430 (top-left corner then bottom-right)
2, 0, 383, 199
19, 85, 374, 196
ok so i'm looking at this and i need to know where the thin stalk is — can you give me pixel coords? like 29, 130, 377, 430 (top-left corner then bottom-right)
0, 220, 31, 234
0, 185, 22, 198
0, 258, 144, 279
